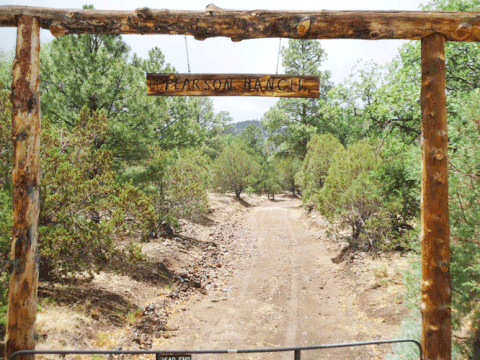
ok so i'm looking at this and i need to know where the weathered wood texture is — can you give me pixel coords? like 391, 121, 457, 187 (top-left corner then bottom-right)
5, 15, 41, 360
421, 33, 451, 360
1, 5, 480, 41
147, 74, 320, 97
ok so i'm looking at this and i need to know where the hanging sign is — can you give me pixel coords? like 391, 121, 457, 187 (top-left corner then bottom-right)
147, 74, 320, 98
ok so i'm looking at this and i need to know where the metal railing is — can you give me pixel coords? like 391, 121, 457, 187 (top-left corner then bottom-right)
9, 338, 423, 360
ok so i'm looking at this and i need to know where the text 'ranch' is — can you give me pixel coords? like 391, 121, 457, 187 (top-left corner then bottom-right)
147, 74, 320, 98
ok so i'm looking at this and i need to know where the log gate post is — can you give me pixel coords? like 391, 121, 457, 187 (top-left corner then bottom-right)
421, 33, 451, 360
5, 15, 41, 360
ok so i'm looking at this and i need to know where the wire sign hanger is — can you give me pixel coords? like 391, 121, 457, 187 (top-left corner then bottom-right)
147, 37, 320, 98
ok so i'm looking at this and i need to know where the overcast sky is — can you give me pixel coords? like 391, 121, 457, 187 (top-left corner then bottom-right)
0, 0, 425, 122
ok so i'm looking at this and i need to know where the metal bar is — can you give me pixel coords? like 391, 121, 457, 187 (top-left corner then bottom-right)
6, 15, 41, 360
294, 349, 301, 360
8, 339, 423, 360
420, 33, 451, 360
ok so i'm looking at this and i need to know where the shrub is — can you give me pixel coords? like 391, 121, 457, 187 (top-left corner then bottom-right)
301, 133, 344, 203
313, 137, 420, 250
0, 82, 12, 335
315, 139, 381, 247
447, 90, 480, 357
211, 140, 260, 199
157, 148, 210, 224
38, 108, 155, 278
277, 156, 302, 196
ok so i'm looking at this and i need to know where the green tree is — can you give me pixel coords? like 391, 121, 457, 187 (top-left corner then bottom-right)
262, 40, 333, 159
316, 139, 382, 243
423, 1, 480, 94
263, 163, 283, 200
391, 90, 480, 360
150, 148, 210, 232
0, 83, 12, 192
163, 149, 210, 221
375, 138, 420, 236
187, 98, 234, 159
39, 108, 155, 278
0, 82, 12, 335
277, 156, 302, 197
40, 28, 233, 165
314, 136, 419, 250
41, 30, 136, 126
253, 157, 283, 199
39, 15, 215, 169
38, 21, 233, 232
0, 50, 12, 89
344, 0, 480, 146
445, 90, 480, 358
40, 32, 178, 166
211, 140, 260, 199
240, 124, 265, 154
328, 57, 421, 145
301, 133, 344, 204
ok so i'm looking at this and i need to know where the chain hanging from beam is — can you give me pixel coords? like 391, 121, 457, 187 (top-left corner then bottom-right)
184, 35, 191, 73
276, 38, 281, 74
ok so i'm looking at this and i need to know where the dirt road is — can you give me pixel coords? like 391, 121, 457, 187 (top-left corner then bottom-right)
156, 198, 403, 359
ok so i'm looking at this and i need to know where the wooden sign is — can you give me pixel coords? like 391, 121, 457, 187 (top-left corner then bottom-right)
147, 74, 320, 98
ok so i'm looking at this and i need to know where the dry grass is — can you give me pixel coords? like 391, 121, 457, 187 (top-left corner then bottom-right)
372, 265, 390, 279
94, 331, 115, 348
36, 306, 91, 335
35, 305, 94, 352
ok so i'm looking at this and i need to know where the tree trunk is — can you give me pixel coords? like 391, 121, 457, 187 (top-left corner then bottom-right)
235, 189, 242, 199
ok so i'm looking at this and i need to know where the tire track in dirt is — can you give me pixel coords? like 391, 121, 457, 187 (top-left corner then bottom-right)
283, 207, 299, 348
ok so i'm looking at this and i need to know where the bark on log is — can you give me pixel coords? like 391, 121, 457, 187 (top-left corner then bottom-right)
5, 15, 41, 360
421, 33, 451, 360
147, 74, 320, 97
1, 5, 480, 41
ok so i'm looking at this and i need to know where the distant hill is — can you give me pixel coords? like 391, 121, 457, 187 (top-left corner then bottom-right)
230, 120, 268, 138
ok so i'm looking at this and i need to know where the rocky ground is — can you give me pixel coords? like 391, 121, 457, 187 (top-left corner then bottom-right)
32, 193, 411, 359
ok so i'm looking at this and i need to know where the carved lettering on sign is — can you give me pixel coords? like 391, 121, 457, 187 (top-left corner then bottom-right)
147, 74, 320, 98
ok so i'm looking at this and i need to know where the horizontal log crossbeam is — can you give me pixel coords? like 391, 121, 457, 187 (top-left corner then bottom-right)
1, 5, 480, 41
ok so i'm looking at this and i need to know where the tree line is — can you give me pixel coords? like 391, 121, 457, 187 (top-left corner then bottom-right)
0, 0, 480, 357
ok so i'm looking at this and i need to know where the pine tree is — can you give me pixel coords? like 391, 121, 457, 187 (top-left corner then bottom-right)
262, 40, 332, 159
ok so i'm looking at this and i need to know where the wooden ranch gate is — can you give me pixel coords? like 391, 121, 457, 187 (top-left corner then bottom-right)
2, 4, 480, 360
